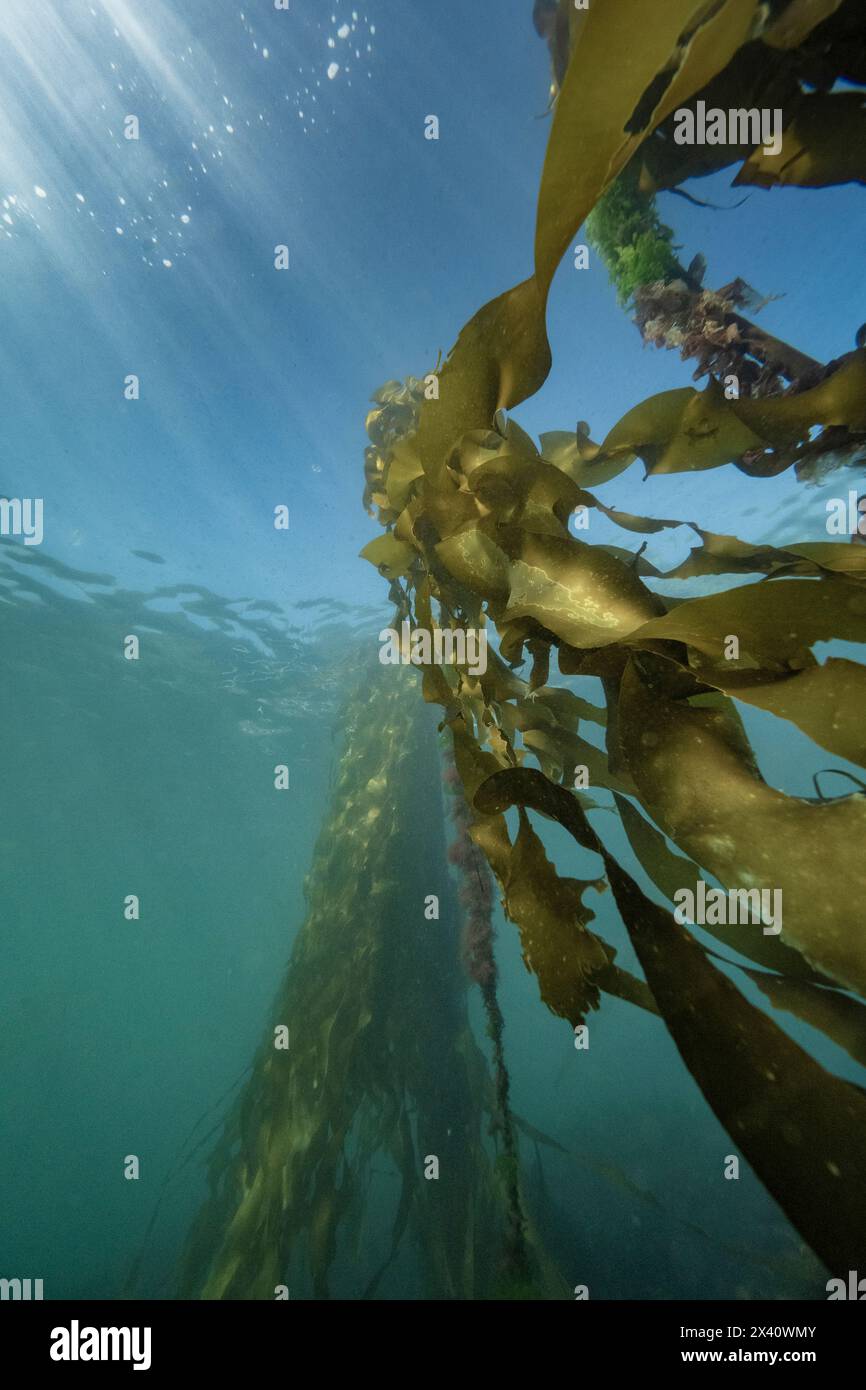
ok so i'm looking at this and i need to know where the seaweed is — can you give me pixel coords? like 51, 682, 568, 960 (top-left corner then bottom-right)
356, 0, 866, 1281
178, 655, 565, 1298
180, 0, 866, 1299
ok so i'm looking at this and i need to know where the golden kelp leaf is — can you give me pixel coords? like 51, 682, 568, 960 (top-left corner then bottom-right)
573, 452, 638, 487
645, 0, 762, 133
635, 525, 866, 584
613, 792, 828, 982
762, 0, 844, 49
393, 496, 423, 546
421, 662, 455, 710
503, 532, 664, 648
446, 429, 505, 484
737, 92, 866, 188
201, 1250, 244, 1302
534, 0, 758, 285
593, 961, 659, 1016
417, 476, 480, 541
448, 424, 589, 531
409, 0, 746, 489
605, 379, 766, 475
671, 526, 793, 578
539, 430, 584, 476
631, 575, 866, 669
413, 588, 462, 713
476, 647, 528, 705
597, 355, 866, 477
469, 813, 516, 889
523, 726, 633, 794
602, 853, 866, 1278
732, 350, 866, 443
520, 728, 567, 784
617, 660, 866, 997
474, 764, 599, 853
359, 533, 416, 579
662, 527, 812, 581
385, 437, 425, 512
592, 501, 682, 534
599, 545, 664, 578
527, 638, 551, 693
469, 788, 610, 1024
413, 576, 433, 627
497, 417, 540, 457
492, 453, 586, 522
498, 699, 556, 738
411, 277, 549, 490
523, 687, 607, 731
497, 616, 541, 667
716, 660, 866, 770
599, 386, 694, 462
747, 971, 866, 1072
364, 406, 386, 446
486, 723, 517, 767
627, 608, 866, 770
370, 378, 410, 405
471, 453, 586, 529
452, 722, 510, 803
557, 643, 630, 680
501, 811, 609, 1024
787, 543, 866, 581
540, 429, 637, 487
434, 528, 511, 599
469, 762, 866, 1271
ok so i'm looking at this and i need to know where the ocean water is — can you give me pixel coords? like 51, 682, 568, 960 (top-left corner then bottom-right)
1, 0, 864, 1304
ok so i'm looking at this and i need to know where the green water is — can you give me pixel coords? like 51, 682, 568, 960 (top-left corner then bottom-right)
0, 545, 832, 1300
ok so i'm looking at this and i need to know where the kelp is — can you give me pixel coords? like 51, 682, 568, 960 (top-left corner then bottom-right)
178, 656, 565, 1299
399, 0, 765, 496
616, 661, 866, 998
441, 744, 534, 1282
631, 0, 866, 195
579, 1, 866, 419
357, 0, 866, 1284
598, 351, 866, 478
472, 767, 866, 1273
736, 91, 866, 189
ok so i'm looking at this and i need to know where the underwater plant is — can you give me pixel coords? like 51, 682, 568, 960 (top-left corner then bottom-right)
358, 0, 866, 1282
175, 0, 866, 1302
178, 656, 566, 1298
442, 742, 530, 1281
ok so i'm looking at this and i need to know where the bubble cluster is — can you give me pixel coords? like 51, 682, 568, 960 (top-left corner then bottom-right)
0, 1, 379, 268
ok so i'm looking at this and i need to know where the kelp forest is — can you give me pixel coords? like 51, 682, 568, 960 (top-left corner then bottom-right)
176, 0, 866, 1300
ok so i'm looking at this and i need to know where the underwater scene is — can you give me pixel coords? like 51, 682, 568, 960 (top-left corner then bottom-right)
2, 0, 866, 1318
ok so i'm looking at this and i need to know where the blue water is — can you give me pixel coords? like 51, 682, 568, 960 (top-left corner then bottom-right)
1, 1, 863, 1301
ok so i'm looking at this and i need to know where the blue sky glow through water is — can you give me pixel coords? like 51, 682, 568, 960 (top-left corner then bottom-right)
1, 0, 863, 624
